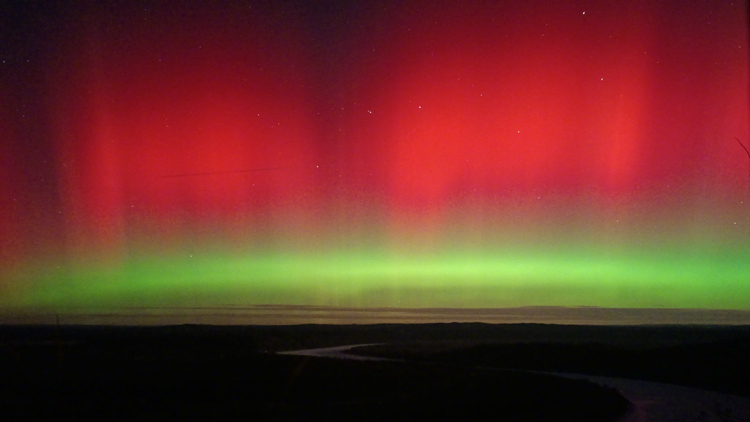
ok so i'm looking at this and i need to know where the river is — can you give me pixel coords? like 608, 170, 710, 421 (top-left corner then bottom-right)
279, 344, 750, 422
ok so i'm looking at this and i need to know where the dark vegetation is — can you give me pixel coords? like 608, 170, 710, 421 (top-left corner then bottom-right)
3, 323, 746, 421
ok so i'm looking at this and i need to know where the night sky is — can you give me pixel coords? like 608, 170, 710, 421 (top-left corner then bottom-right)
1, 0, 749, 323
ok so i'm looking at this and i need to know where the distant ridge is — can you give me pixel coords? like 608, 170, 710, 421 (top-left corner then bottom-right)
2, 305, 750, 325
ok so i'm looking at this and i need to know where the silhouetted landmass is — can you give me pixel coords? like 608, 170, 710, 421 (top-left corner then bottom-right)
3, 322, 749, 351
348, 326, 750, 397
0, 324, 637, 421
4, 323, 749, 419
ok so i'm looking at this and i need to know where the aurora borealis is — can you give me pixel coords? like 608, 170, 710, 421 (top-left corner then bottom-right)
1, 0, 749, 323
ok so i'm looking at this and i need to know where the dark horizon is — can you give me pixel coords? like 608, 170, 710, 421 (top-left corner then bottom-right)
3, 304, 750, 326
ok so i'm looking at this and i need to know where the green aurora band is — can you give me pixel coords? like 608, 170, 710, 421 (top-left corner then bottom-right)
3, 241, 749, 312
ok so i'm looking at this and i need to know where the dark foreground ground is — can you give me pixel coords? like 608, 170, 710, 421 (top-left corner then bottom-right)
348, 324, 750, 398
2, 323, 748, 421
